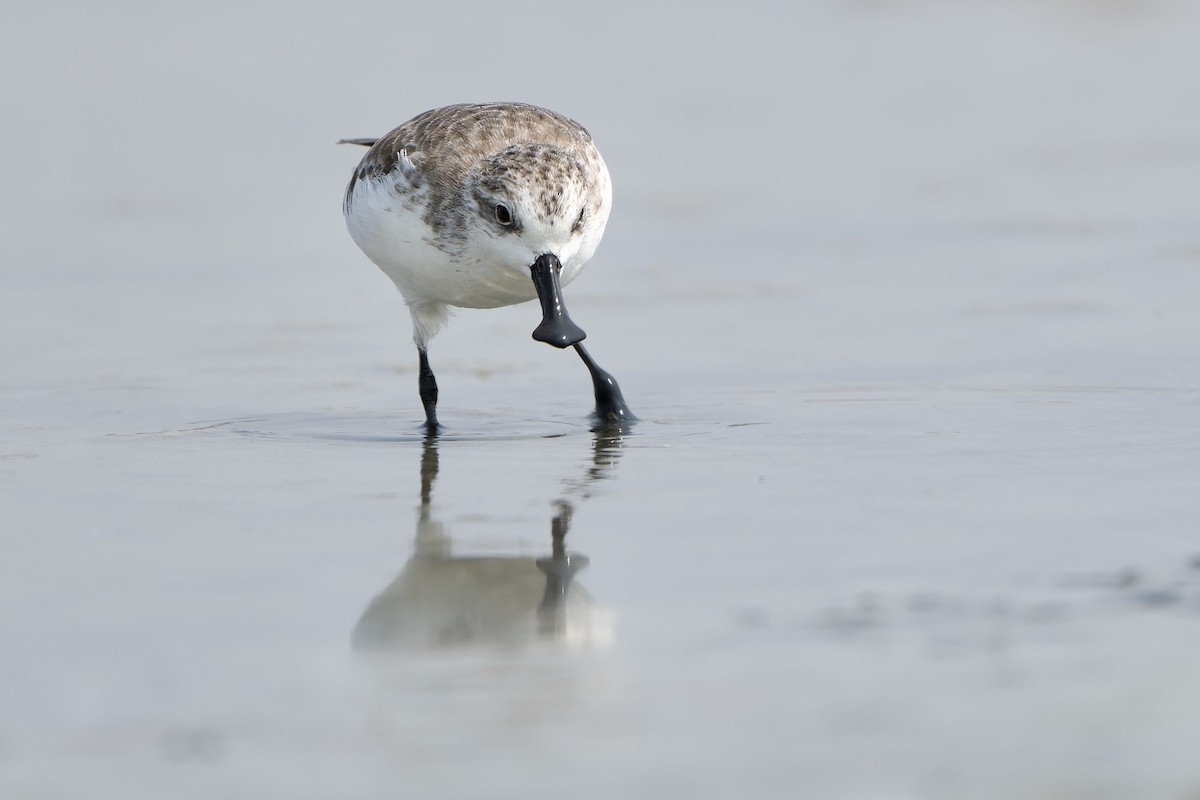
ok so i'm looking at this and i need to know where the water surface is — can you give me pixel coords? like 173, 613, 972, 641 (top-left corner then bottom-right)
4, 2, 1200, 798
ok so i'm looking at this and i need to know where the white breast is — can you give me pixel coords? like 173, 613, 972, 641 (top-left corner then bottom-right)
345, 176, 541, 309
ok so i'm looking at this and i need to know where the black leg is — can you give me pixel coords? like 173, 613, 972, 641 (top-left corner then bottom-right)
528, 255, 634, 423
417, 347, 440, 431
573, 343, 634, 423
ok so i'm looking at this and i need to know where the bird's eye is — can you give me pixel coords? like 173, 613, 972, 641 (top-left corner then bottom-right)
494, 204, 513, 226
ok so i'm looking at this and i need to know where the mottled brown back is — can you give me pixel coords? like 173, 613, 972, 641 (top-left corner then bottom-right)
347, 103, 596, 199
344, 102, 605, 252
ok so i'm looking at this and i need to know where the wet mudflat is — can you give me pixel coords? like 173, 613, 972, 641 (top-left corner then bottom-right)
3, 2, 1200, 798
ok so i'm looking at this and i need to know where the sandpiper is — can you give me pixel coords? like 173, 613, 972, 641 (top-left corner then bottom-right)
341, 102, 632, 431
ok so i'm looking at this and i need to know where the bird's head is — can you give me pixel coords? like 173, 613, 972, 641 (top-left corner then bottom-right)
463, 143, 610, 283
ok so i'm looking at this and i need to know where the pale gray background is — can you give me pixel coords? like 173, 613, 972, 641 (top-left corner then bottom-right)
3, 1, 1200, 798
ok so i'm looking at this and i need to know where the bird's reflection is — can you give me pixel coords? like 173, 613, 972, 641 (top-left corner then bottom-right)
352, 422, 627, 650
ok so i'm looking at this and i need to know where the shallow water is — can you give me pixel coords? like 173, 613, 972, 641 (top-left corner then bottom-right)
4, 1, 1200, 798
